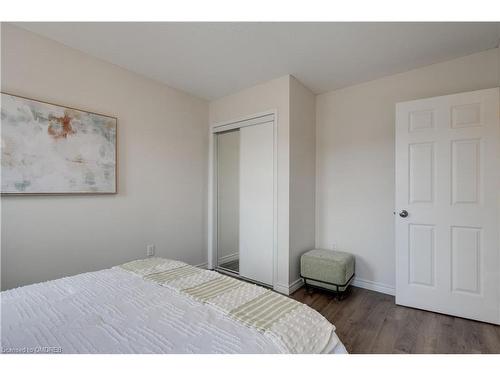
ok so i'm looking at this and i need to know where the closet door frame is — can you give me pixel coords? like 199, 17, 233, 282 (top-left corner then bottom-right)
208, 110, 278, 288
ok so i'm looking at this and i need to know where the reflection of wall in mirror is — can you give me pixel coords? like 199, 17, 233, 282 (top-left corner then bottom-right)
217, 130, 240, 263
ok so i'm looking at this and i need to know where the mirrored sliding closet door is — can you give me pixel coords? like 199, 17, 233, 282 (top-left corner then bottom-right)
214, 115, 275, 286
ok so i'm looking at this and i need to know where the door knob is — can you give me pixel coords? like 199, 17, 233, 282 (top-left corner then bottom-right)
399, 210, 409, 218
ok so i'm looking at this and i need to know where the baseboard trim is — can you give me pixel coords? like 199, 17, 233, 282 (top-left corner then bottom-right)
218, 252, 239, 264
273, 278, 304, 295
273, 283, 290, 295
352, 277, 395, 296
289, 278, 304, 294
194, 262, 208, 269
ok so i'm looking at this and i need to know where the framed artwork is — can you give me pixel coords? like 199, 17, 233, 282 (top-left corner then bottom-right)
1, 92, 117, 194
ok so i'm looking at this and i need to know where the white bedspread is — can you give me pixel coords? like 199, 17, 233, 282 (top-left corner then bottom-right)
1, 267, 346, 354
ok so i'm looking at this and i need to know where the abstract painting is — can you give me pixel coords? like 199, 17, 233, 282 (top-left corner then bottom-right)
1, 93, 117, 194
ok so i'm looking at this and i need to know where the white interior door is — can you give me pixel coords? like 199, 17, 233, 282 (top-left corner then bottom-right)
239, 121, 274, 285
395, 88, 500, 324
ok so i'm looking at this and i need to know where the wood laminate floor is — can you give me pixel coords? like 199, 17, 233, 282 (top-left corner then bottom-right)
291, 286, 500, 354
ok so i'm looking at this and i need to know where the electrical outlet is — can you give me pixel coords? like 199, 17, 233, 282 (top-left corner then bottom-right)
146, 244, 155, 257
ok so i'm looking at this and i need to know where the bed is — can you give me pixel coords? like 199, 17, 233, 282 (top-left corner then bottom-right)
1, 258, 347, 354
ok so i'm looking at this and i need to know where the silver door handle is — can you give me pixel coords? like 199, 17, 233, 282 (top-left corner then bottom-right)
399, 210, 409, 218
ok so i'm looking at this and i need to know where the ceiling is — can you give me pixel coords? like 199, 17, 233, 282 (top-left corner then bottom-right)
16, 22, 500, 100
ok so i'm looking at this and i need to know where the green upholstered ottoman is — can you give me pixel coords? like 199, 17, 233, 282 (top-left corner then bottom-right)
300, 249, 355, 297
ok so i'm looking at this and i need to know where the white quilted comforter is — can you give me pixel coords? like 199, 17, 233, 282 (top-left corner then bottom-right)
1, 265, 346, 354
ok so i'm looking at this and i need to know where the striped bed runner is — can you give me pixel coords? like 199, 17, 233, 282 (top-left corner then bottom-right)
183, 276, 242, 302
119, 257, 185, 276
144, 265, 203, 284
229, 291, 298, 331
117, 258, 337, 353
119, 258, 299, 331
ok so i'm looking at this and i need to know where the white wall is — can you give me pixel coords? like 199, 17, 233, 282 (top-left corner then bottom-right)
209, 75, 291, 291
216, 130, 239, 263
316, 48, 500, 294
289, 77, 316, 284
1, 24, 209, 290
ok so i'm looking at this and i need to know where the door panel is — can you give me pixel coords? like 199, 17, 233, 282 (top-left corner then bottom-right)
408, 142, 435, 204
451, 226, 481, 295
451, 103, 481, 128
408, 224, 435, 287
451, 139, 480, 205
409, 109, 435, 132
239, 121, 274, 285
396, 88, 499, 324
